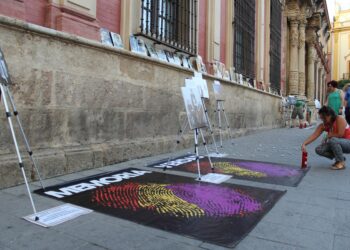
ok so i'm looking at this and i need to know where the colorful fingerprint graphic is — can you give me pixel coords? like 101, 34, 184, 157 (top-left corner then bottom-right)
184, 160, 299, 178
91, 183, 261, 218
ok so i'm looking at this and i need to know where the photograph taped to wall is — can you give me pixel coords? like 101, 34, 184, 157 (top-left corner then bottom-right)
0, 48, 10, 84
110, 32, 124, 49
100, 28, 113, 46
181, 86, 208, 130
213, 81, 225, 101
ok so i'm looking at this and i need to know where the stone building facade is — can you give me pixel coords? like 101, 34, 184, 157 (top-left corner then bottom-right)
331, 8, 350, 81
283, 0, 331, 105
0, 0, 327, 188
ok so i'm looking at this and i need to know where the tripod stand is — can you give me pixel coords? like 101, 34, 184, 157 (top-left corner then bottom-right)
215, 100, 234, 147
0, 82, 45, 221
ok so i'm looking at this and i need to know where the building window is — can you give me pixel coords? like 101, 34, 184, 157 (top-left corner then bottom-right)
269, 0, 282, 91
234, 0, 255, 79
140, 0, 198, 55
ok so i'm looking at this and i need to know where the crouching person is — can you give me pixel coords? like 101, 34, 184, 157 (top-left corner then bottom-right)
301, 106, 350, 170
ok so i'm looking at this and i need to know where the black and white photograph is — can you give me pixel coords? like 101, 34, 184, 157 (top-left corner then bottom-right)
156, 49, 168, 62
100, 28, 113, 46
213, 81, 225, 101
181, 86, 208, 130
110, 32, 124, 49
137, 39, 148, 56
193, 77, 209, 99
129, 35, 139, 53
181, 55, 190, 68
165, 51, 176, 64
0, 49, 9, 83
145, 43, 158, 59
173, 54, 182, 66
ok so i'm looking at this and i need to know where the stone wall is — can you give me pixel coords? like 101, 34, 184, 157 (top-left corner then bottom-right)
0, 15, 282, 188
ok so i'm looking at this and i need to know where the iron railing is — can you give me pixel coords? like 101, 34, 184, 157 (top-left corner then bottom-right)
269, 0, 282, 92
139, 0, 197, 55
234, 0, 256, 79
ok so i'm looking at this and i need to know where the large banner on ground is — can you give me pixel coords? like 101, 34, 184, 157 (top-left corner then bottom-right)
35, 168, 285, 248
148, 155, 308, 187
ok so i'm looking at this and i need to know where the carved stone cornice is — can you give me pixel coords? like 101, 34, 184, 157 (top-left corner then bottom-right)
307, 13, 321, 31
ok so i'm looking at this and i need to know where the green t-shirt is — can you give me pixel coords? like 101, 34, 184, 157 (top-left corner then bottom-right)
328, 90, 342, 115
295, 100, 305, 108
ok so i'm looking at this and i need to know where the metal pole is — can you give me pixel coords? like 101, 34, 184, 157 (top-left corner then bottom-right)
5, 86, 45, 189
201, 98, 219, 154
199, 128, 214, 170
0, 84, 39, 220
194, 128, 201, 180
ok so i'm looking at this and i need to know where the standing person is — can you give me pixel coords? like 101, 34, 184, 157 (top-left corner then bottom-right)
291, 98, 305, 128
301, 106, 350, 170
325, 80, 344, 115
343, 83, 350, 124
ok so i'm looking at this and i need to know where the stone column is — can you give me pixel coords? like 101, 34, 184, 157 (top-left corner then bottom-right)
298, 19, 307, 97
306, 28, 317, 103
288, 18, 300, 95
315, 59, 320, 101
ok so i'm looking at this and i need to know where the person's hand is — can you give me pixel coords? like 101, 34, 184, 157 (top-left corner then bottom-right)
301, 143, 307, 152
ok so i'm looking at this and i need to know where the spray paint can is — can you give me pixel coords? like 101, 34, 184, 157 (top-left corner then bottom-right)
301, 151, 308, 169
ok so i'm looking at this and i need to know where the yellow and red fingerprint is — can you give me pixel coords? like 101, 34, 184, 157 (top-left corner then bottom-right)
91, 182, 261, 218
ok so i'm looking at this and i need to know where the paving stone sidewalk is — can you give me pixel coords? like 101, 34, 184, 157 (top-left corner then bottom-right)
1, 127, 350, 250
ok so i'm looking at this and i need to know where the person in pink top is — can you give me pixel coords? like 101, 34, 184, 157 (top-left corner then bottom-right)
302, 106, 350, 170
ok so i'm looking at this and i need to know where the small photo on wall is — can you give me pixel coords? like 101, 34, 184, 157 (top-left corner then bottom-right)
181, 86, 208, 130
173, 54, 182, 66
110, 32, 124, 49
181, 55, 190, 68
100, 28, 113, 46
165, 51, 176, 64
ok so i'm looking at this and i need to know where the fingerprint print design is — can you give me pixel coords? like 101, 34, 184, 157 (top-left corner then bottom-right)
184, 160, 299, 178
184, 161, 266, 178
167, 184, 261, 216
91, 183, 261, 218
234, 161, 299, 177
92, 183, 204, 217
213, 162, 267, 178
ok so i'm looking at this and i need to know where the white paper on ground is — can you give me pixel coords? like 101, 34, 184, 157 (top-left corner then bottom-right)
198, 173, 231, 184
23, 204, 92, 227
208, 153, 228, 158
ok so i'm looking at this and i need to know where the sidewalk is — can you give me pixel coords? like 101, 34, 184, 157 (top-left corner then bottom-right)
0, 127, 350, 250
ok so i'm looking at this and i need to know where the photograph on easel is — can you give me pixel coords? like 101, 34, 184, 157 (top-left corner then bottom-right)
193, 77, 209, 99
181, 86, 208, 130
213, 81, 225, 101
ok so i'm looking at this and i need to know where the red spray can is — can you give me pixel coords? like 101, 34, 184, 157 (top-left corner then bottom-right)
301, 151, 308, 169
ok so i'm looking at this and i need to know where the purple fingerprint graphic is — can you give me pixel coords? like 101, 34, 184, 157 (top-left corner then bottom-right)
234, 161, 299, 177
166, 183, 262, 217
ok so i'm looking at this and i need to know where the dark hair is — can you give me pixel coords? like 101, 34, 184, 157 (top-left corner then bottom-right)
318, 106, 337, 123
327, 80, 338, 88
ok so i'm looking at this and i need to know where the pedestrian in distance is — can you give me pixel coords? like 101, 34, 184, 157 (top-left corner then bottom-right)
343, 83, 350, 124
325, 80, 344, 115
291, 98, 306, 128
301, 106, 350, 170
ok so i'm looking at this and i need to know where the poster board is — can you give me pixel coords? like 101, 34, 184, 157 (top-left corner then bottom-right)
110, 32, 124, 49
0, 48, 10, 84
181, 86, 208, 130
213, 81, 225, 101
